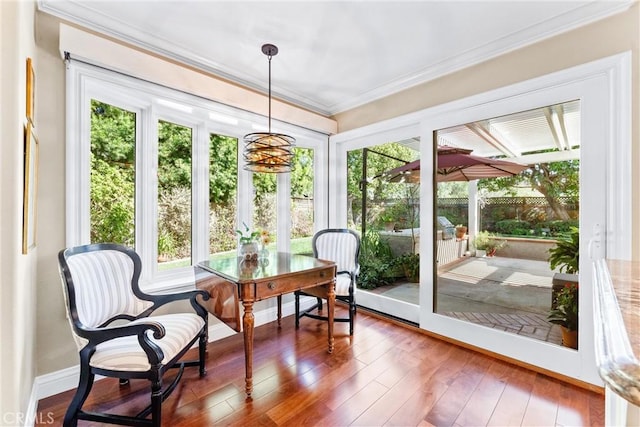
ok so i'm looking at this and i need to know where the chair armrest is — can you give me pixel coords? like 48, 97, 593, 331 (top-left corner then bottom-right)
140, 289, 210, 319
77, 320, 165, 345
77, 321, 167, 365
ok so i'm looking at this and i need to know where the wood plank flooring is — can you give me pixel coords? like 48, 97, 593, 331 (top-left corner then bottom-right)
37, 308, 604, 426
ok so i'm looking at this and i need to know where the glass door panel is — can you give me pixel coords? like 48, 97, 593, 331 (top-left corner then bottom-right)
346, 139, 421, 323
434, 100, 580, 349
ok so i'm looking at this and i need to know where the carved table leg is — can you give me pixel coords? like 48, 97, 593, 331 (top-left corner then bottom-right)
242, 300, 255, 398
277, 295, 282, 327
327, 278, 335, 353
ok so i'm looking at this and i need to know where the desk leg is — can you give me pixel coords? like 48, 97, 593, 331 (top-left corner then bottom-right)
242, 300, 254, 398
277, 295, 282, 328
327, 279, 335, 353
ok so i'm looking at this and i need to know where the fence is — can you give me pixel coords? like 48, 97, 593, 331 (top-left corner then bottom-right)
437, 197, 578, 232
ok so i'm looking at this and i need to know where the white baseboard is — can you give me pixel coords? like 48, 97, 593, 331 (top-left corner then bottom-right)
30, 297, 316, 407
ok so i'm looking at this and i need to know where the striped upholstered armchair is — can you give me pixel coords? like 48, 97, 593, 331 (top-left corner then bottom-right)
295, 228, 361, 335
58, 243, 209, 427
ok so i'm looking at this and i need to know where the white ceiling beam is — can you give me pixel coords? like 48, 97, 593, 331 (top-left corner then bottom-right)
511, 149, 580, 165
466, 122, 521, 157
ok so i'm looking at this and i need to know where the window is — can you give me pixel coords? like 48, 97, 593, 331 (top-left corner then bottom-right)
89, 100, 136, 246
66, 61, 329, 289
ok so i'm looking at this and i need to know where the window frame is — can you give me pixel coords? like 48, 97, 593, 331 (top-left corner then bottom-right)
66, 61, 329, 290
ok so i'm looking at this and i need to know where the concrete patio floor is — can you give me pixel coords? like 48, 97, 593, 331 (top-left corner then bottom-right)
367, 256, 565, 346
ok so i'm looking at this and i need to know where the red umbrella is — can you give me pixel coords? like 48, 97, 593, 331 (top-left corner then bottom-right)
385, 145, 527, 183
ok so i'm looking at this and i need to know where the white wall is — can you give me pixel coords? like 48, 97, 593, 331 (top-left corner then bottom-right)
0, 0, 39, 423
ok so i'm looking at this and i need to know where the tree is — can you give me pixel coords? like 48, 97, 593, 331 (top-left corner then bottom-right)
479, 160, 579, 220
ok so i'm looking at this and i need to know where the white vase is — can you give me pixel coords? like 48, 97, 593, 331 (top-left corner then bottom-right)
240, 242, 259, 260
475, 249, 486, 257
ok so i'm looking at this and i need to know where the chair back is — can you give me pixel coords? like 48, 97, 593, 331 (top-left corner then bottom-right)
312, 229, 360, 275
59, 244, 152, 347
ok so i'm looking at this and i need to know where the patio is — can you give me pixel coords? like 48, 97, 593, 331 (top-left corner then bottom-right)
367, 255, 563, 346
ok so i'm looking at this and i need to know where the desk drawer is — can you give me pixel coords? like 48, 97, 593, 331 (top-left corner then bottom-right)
255, 268, 334, 299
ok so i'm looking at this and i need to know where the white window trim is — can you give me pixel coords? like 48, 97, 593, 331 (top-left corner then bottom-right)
329, 52, 632, 386
65, 60, 329, 290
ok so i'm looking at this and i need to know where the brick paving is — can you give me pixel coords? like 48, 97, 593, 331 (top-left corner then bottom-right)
442, 310, 563, 345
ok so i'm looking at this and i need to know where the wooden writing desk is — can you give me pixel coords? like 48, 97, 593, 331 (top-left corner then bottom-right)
198, 252, 336, 397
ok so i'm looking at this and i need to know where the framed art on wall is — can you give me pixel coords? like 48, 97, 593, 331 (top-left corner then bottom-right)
26, 57, 35, 124
23, 122, 39, 254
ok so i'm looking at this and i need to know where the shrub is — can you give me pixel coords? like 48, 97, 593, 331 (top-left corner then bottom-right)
494, 219, 531, 235
357, 229, 396, 289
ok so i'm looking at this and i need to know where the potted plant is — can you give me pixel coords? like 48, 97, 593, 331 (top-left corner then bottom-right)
455, 224, 467, 240
549, 227, 579, 309
472, 231, 505, 257
549, 227, 579, 274
547, 282, 578, 349
236, 221, 260, 260
395, 252, 420, 282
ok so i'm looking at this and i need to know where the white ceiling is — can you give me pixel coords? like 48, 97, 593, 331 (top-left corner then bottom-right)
38, 1, 631, 116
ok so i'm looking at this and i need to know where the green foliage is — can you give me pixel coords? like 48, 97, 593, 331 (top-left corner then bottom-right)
236, 221, 261, 244
209, 134, 238, 205
90, 158, 135, 245
291, 148, 314, 198
90, 101, 136, 245
549, 227, 579, 274
157, 187, 191, 259
548, 283, 578, 331
479, 160, 579, 220
539, 220, 579, 236
494, 219, 531, 236
472, 231, 505, 251
158, 120, 192, 191
394, 253, 420, 282
357, 229, 397, 289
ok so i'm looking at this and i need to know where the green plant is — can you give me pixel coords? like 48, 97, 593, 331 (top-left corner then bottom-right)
494, 219, 531, 235
548, 282, 578, 331
472, 231, 505, 251
236, 221, 261, 244
548, 226, 579, 274
394, 252, 420, 282
357, 229, 396, 289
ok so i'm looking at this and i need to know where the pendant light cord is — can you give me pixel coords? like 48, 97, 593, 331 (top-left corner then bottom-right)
267, 52, 272, 134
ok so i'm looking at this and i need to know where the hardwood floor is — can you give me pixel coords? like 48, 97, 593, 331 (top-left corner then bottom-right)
37, 308, 604, 426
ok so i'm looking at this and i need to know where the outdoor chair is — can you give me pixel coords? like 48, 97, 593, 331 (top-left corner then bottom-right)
58, 243, 209, 427
295, 228, 361, 335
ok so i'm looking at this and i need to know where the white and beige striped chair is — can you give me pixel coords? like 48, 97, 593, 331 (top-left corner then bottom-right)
58, 243, 209, 427
295, 229, 361, 335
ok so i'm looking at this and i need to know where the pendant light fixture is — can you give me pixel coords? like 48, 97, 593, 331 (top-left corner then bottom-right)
243, 43, 295, 173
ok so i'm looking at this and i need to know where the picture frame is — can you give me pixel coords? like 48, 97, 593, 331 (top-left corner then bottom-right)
23, 122, 39, 254
26, 57, 35, 124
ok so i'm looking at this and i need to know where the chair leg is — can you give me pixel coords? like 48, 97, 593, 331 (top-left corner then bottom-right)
198, 332, 207, 377
151, 377, 162, 427
349, 296, 356, 335
63, 358, 94, 427
317, 297, 323, 311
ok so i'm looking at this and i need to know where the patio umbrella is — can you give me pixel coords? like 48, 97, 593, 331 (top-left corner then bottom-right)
385, 145, 527, 183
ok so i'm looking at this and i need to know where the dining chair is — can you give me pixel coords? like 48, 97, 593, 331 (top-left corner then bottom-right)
295, 228, 361, 335
58, 243, 209, 427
